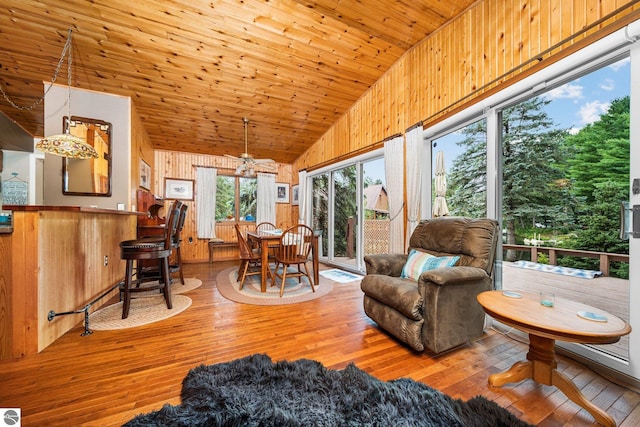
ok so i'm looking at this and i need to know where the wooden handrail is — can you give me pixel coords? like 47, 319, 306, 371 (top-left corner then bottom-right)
503, 244, 629, 277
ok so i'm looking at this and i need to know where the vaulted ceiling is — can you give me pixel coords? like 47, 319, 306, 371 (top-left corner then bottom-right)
0, 0, 475, 164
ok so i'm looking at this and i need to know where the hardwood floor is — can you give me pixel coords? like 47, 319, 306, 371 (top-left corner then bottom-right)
1, 261, 639, 426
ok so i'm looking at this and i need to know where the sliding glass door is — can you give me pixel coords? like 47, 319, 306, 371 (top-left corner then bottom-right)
310, 153, 386, 273
422, 29, 638, 378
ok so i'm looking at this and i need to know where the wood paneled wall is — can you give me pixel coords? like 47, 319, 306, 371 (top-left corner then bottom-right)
130, 102, 155, 208
293, 0, 640, 172
0, 209, 137, 360
154, 150, 293, 262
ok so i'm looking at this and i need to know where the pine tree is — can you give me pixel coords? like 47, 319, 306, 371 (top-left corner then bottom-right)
448, 97, 570, 260
565, 96, 630, 203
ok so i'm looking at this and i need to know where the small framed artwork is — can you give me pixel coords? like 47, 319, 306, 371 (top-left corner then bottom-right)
139, 159, 151, 190
291, 184, 299, 206
276, 183, 289, 203
165, 178, 194, 200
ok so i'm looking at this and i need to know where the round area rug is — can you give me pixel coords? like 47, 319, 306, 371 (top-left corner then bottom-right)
217, 266, 333, 305
89, 295, 192, 331
133, 277, 202, 298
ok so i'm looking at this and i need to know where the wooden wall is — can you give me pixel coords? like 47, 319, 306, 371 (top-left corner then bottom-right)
0, 209, 137, 360
293, 0, 640, 172
130, 101, 156, 209
154, 150, 294, 262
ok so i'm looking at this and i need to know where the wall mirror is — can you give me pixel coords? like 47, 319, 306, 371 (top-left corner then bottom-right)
62, 116, 112, 196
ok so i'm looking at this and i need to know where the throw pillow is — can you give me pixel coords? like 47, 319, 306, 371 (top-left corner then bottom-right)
401, 250, 459, 281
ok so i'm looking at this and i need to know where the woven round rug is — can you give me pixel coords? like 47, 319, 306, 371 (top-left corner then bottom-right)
132, 277, 202, 298
89, 295, 192, 330
216, 266, 333, 305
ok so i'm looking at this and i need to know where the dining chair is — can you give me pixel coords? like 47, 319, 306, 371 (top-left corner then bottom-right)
168, 203, 188, 284
255, 221, 278, 259
273, 224, 315, 297
235, 224, 273, 289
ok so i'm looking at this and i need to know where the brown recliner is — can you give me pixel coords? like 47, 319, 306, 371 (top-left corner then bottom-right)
361, 217, 499, 354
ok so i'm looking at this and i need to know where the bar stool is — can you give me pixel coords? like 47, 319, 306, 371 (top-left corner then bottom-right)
119, 201, 182, 319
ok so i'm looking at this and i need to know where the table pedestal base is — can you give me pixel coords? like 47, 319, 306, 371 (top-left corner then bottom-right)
489, 334, 616, 427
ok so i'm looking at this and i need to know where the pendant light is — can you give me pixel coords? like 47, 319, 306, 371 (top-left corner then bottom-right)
0, 28, 97, 159
36, 29, 98, 159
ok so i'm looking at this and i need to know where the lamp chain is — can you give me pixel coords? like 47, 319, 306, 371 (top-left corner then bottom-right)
0, 28, 73, 111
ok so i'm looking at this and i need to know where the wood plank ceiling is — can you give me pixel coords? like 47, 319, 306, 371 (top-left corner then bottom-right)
0, 0, 475, 164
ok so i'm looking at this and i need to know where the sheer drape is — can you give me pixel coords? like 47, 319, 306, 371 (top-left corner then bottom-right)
384, 135, 405, 253
297, 170, 308, 225
256, 172, 276, 225
405, 124, 423, 242
196, 166, 217, 239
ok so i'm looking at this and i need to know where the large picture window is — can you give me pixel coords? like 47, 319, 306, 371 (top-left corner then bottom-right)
215, 175, 257, 222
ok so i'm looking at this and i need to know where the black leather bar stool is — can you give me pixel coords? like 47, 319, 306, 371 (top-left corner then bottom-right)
119, 201, 182, 319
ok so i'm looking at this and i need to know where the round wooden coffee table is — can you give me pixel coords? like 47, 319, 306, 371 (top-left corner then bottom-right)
477, 290, 631, 427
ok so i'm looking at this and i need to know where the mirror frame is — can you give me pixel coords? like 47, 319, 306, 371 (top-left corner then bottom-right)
62, 116, 112, 197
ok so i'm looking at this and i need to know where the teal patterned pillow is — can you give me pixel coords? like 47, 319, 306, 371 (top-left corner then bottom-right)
401, 249, 459, 281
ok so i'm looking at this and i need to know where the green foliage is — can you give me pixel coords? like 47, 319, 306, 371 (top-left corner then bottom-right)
215, 176, 235, 221
448, 94, 629, 277
560, 181, 629, 278
448, 119, 488, 218
565, 97, 630, 203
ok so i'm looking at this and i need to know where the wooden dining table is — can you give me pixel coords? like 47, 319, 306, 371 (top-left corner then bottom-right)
246, 229, 320, 293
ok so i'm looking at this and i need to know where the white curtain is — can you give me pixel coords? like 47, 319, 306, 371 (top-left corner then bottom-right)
384, 135, 405, 253
196, 166, 217, 239
298, 169, 308, 225
256, 172, 276, 225
405, 124, 423, 242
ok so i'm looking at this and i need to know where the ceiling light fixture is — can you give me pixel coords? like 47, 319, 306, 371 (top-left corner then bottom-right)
0, 28, 98, 159
36, 30, 98, 159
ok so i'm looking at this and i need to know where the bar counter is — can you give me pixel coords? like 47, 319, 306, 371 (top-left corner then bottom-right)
0, 205, 140, 360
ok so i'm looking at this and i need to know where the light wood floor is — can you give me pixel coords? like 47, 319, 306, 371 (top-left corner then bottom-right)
1, 261, 639, 426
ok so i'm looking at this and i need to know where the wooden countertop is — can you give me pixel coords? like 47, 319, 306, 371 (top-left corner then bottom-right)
2, 205, 143, 215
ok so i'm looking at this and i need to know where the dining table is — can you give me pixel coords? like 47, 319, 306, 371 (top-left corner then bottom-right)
246, 229, 320, 293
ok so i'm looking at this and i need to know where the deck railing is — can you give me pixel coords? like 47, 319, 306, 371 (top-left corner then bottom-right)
502, 244, 629, 277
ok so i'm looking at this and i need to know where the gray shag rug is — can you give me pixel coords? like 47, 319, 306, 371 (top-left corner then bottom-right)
124, 353, 533, 427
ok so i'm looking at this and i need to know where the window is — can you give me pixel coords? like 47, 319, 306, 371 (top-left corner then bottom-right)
215, 175, 257, 222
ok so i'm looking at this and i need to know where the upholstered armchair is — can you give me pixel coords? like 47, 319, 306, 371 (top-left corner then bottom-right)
361, 217, 499, 354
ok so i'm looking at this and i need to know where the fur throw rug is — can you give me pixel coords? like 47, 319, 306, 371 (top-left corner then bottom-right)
124, 353, 532, 426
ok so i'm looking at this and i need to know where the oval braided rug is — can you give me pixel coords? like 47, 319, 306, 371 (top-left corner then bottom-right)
87, 278, 201, 330
89, 295, 192, 330
216, 266, 335, 305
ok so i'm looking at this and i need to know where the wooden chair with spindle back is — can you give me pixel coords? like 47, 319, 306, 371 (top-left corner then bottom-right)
273, 224, 315, 297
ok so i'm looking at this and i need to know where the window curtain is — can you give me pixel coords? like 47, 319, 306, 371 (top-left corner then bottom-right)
196, 166, 217, 239
384, 135, 405, 253
298, 169, 308, 225
405, 123, 423, 242
256, 172, 276, 225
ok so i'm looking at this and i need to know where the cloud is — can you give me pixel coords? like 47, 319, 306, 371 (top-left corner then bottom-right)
609, 57, 630, 71
545, 82, 583, 100
600, 78, 615, 91
578, 100, 610, 125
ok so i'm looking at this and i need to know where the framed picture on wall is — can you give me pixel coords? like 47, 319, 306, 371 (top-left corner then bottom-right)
165, 178, 194, 200
276, 183, 289, 203
291, 184, 299, 206
140, 160, 151, 190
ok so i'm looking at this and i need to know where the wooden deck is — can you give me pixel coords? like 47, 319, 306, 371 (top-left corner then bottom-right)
501, 261, 630, 360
